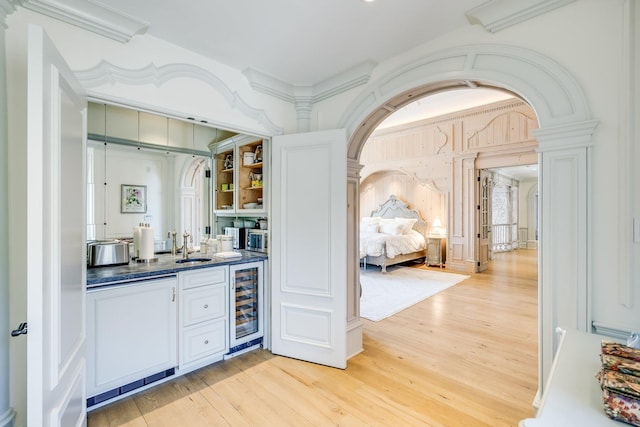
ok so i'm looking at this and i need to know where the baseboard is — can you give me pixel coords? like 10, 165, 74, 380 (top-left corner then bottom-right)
347, 321, 363, 359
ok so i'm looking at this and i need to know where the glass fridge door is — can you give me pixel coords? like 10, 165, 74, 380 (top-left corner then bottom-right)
231, 262, 263, 346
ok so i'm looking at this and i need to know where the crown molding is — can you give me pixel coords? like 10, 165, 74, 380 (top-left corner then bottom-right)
465, 0, 575, 33
75, 60, 283, 135
16, 0, 148, 42
243, 60, 376, 105
0, 0, 16, 26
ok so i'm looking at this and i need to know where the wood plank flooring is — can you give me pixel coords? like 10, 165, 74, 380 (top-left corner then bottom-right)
88, 249, 538, 427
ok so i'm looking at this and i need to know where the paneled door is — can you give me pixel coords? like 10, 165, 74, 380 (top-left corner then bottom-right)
26, 25, 87, 426
271, 129, 347, 369
477, 169, 492, 272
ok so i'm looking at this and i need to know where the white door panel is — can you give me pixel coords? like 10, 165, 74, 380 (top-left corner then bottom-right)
271, 129, 347, 369
27, 25, 87, 426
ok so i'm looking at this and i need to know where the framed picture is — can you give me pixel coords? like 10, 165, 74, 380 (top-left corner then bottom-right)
121, 184, 147, 213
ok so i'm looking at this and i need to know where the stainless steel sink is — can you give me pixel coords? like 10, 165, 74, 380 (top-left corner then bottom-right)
175, 257, 212, 264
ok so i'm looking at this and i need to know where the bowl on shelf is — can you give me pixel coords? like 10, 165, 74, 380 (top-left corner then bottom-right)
243, 202, 258, 209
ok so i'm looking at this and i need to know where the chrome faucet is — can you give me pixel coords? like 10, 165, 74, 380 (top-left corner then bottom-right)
182, 231, 192, 260
168, 230, 182, 256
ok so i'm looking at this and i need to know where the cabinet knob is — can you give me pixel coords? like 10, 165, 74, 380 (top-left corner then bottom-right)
204, 340, 209, 345
204, 304, 208, 309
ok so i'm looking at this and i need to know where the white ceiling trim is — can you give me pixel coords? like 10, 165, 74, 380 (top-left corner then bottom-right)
465, 0, 576, 33
244, 60, 377, 105
16, 0, 148, 43
74, 60, 284, 135
0, 0, 16, 26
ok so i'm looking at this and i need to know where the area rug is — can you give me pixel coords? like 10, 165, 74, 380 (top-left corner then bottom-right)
360, 267, 470, 321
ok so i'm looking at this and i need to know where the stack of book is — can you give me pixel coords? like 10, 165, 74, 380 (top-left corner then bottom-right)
597, 340, 640, 426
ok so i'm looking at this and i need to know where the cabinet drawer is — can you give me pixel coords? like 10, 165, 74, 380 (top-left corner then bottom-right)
181, 319, 227, 365
182, 285, 226, 327
180, 266, 227, 290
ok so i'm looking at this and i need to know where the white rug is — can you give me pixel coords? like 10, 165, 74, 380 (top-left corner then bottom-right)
360, 266, 470, 321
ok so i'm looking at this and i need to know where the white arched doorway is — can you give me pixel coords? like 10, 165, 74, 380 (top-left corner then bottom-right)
179, 156, 211, 246
340, 44, 598, 398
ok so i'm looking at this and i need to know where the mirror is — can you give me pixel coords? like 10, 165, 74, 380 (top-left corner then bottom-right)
87, 102, 235, 251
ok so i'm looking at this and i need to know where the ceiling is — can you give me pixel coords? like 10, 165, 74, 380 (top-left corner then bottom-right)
23, 0, 539, 178
95, 0, 486, 86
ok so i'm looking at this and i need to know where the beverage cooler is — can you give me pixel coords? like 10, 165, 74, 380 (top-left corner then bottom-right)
227, 261, 264, 356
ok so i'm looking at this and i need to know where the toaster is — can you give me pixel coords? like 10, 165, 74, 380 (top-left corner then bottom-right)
87, 241, 130, 267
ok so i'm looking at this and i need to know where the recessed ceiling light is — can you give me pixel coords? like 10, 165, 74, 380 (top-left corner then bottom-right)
362, 0, 376, 2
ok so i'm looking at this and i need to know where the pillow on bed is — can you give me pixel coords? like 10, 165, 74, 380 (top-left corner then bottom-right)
361, 223, 379, 234
360, 217, 380, 234
379, 221, 404, 235
394, 218, 418, 234
361, 216, 381, 226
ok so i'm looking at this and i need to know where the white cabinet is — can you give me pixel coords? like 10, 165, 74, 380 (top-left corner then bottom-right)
211, 134, 268, 215
86, 276, 177, 403
178, 266, 229, 371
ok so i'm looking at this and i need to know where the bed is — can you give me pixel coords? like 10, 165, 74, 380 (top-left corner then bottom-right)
360, 195, 428, 273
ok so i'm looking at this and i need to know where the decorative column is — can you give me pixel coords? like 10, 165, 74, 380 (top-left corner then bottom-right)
294, 95, 313, 133
0, 1, 16, 426
533, 119, 598, 393
448, 152, 478, 273
346, 158, 364, 358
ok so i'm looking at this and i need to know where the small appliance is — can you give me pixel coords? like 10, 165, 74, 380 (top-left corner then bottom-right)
246, 229, 268, 253
224, 227, 246, 249
87, 240, 130, 267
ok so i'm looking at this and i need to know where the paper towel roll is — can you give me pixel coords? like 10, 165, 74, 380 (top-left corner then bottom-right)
139, 226, 155, 260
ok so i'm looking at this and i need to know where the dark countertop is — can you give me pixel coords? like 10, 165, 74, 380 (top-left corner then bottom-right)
87, 250, 268, 288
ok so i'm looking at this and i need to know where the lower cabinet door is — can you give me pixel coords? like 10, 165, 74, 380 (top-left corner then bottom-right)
86, 277, 178, 398
180, 319, 227, 370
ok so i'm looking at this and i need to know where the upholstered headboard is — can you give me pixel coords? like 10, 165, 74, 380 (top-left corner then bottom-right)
370, 195, 428, 235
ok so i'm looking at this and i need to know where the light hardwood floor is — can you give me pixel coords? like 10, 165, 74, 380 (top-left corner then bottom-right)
88, 249, 538, 427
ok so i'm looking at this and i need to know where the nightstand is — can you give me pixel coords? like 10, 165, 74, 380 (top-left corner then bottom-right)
426, 235, 446, 268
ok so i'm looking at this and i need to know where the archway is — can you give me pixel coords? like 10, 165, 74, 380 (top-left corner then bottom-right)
179, 156, 210, 246
341, 44, 598, 397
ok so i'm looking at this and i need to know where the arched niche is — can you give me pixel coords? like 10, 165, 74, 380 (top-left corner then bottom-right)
341, 44, 598, 399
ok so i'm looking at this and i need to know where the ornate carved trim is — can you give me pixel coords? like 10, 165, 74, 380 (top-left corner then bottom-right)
466, 110, 537, 149
16, 0, 148, 43
465, 0, 576, 33
0, 0, 15, 27
532, 120, 599, 152
343, 44, 592, 154
360, 168, 441, 193
243, 60, 376, 105
75, 61, 284, 135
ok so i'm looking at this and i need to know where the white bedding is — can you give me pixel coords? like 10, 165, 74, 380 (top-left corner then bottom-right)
359, 229, 426, 259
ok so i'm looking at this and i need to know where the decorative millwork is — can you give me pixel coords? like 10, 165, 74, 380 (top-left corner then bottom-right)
243, 60, 376, 105
361, 168, 441, 193
466, 110, 537, 149
0, 0, 15, 26
434, 126, 448, 154
16, 0, 148, 43
74, 61, 283, 135
342, 44, 591, 154
465, 0, 576, 33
